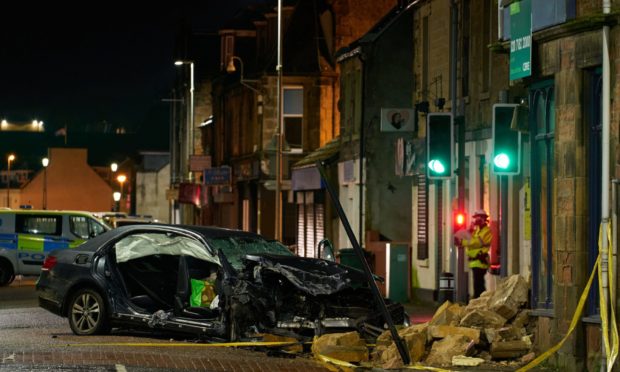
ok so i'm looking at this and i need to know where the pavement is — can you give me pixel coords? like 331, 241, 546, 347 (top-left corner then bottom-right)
403, 300, 439, 324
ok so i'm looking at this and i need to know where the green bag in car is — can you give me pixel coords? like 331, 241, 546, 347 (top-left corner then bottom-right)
190, 278, 216, 307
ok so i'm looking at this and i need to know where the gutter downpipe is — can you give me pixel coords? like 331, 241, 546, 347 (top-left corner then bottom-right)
449, 0, 457, 298
601, 0, 610, 371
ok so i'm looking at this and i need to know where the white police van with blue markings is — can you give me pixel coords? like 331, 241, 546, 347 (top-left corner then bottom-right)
0, 210, 109, 285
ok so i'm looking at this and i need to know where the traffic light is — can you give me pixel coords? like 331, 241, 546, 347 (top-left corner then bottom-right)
492, 104, 521, 175
426, 113, 454, 179
453, 210, 467, 232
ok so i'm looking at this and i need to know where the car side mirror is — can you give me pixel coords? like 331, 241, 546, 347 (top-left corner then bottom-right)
318, 239, 335, 262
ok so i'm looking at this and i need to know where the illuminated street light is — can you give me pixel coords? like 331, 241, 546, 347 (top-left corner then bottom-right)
6, 154, 15, 208
110, 163, 118, 173
113, 192, 121, 212
42, 157, 49, 210
117, 174, 127, 194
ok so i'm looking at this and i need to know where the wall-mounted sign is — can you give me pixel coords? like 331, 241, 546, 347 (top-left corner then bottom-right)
178, 183, 201, 205
380, 108, 415, 132
190, 155, 212, 172
203, 166, 232, 185
509, 0, 532, 80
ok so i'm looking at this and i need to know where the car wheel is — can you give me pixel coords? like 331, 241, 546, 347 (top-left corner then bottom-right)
68, 288, 110, 335
0, 260, 14, 287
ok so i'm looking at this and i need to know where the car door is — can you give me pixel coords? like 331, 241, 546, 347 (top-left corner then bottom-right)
99, 228, 224, 335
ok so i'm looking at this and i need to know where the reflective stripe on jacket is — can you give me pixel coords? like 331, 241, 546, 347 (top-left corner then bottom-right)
462, 225, 492, 269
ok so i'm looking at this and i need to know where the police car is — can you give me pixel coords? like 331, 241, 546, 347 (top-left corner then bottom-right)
0, 210, 109, 286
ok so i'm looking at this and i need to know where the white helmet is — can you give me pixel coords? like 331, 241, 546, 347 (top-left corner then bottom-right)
473, 209, 489, 218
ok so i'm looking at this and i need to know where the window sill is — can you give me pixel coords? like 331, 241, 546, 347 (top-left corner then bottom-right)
582, 315, 601, 324
530, 308, 554, 318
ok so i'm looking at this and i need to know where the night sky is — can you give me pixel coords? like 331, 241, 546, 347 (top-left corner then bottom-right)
0, 2, 267, 166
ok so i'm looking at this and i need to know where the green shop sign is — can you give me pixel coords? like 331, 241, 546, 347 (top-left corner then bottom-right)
509, 0, 531, 80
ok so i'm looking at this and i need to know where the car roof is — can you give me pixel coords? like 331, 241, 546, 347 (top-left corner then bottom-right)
112, 224, 266, 240
0, 209, 97, 217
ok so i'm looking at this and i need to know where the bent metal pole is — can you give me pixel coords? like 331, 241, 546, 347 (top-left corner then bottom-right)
316, 160, 411, 365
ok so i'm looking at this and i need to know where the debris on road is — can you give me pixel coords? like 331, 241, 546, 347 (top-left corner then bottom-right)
365, 274, 536, 369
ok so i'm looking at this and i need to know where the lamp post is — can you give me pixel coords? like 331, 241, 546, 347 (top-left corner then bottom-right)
113, 192, 121, 212
275, 0, 283, 241
174, 60, 194, 183
42, 157, 49, 210
6, 154, 15, 208
117, 174, 126, 212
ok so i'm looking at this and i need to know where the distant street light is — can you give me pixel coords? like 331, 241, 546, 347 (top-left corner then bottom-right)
113, 192, 121, 212
42, 157, 49, 210
117, 174, 127, 212
6, 154, 15, 208
110, 162, 118, 184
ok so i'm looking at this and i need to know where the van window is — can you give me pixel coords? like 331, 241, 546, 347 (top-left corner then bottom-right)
89, 218, 107, 237
16, 215, 61, 236
70, 216, 107, 239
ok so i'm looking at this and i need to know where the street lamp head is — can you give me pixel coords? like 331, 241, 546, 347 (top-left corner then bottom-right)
42, 157, 49, 167
7, 154, 15, 162
110, 163, 118, 172
117, 174, 127, 184
226, 58, 237, 74
174, 60, 184, 66
113, 192, 121, 202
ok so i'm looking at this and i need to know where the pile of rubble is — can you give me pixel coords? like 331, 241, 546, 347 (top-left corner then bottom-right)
312, 274, 536, 369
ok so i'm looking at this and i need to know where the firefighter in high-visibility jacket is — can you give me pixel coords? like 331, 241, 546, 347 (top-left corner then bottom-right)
455, 209, 492, 299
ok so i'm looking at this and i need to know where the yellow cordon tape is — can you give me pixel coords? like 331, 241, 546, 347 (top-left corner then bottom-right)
65, 341, 303, 348
598, 224, 619, 372
517, 224, 619, 372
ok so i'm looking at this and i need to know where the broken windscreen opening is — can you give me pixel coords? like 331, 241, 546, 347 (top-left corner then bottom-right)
115, 233, 219, 265
205, 236, 293, 270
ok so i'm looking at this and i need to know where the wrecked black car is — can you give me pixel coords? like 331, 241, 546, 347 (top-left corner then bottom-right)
36, 224, 406, 341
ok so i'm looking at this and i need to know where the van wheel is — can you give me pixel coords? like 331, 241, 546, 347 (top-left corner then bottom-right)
68, 288, 110, 335
0, 260, 14, 287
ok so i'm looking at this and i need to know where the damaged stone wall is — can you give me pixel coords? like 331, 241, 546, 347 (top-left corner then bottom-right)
312, 274, 537, 369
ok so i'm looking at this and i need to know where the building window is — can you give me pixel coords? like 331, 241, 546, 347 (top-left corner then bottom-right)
500, 0, 576, 40
482, 0, 491, 92
530, 80, 555, 310
283, 87, 303, 150
416, 174, 428, 260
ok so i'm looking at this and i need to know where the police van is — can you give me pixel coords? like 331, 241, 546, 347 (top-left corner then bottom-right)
0, 210, 110, 286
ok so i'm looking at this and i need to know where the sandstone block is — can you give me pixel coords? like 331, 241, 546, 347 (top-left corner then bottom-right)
489, 275, 528, 319
425, 335, 475, 365
428, 325, 480, 344
460, 309, 507, 328
312, 331, 368, 362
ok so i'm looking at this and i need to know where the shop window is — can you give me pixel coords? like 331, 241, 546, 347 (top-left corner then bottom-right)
530, 80, 555, 310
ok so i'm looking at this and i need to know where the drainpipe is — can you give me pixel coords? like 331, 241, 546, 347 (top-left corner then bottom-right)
449, 0, 458, 299
601, 0, 610, 371
358, 52, 365, 249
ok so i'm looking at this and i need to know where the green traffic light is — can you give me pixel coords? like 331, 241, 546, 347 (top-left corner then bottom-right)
428, 159, 446, 174
493, 153, 510, 169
